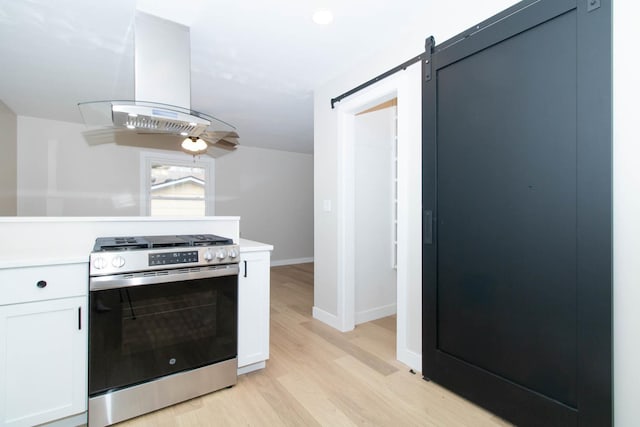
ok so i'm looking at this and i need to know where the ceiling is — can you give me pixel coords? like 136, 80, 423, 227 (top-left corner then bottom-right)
0, 0, 438, 154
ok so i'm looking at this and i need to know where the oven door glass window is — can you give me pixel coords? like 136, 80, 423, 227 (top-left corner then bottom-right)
89, 274, 237, 396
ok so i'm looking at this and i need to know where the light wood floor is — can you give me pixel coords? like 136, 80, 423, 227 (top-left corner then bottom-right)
119, 263, 511, 426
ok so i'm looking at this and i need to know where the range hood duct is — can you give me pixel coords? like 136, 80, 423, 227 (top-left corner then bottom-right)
78, 12, 238, 153
134, 12, 191, 110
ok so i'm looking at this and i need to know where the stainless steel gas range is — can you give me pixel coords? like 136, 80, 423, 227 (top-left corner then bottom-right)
88, 234, 240, 426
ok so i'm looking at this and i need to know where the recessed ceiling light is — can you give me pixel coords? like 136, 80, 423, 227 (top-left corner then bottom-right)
312, 9, 334, 25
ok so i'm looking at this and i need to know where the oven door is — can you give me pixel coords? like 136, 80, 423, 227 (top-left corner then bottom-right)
88, 265, 238, 397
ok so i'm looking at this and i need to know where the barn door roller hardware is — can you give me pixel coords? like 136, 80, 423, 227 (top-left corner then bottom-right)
330, 36, 435, 109
424, 36, 435, 82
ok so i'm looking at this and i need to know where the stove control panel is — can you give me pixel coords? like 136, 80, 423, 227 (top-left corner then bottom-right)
149, 250, 199, 266
90, 244, 240, 276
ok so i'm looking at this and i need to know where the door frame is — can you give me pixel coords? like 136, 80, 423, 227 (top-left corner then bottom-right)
334, 63, 423, 370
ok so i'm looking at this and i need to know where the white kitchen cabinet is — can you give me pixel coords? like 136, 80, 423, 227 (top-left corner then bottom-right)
237, 246, 271, 374
0, 264, 87, 427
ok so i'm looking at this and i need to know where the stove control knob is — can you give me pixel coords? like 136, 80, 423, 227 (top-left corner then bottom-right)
93, 257, 107, 270
112, 256, 125, 268
216, 249, 227, 260
228, 248, 238, 259
204, 250, 214, 262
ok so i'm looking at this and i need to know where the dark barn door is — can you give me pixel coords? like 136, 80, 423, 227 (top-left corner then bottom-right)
422, 1, 611, 426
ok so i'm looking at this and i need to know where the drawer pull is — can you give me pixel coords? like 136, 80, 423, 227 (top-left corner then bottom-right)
36, 280, 47, 288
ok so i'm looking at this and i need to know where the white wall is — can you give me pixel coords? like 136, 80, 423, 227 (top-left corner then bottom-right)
14, 116, 313, 264
613, 2, 640, 426
17, 116, 141, 216
215, 145, 314, 263
0, 101, 17, 215
354, 107, 396, 323
0, 217, 239, 263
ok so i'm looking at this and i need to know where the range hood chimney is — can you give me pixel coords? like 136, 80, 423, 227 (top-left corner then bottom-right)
135, 12, 191, 110
78, 12, 238, 154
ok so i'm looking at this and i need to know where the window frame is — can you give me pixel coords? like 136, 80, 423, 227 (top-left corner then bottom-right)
139, 151, 215, 217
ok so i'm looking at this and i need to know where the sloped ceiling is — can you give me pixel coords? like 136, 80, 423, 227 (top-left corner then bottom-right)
0, 0, 439, 153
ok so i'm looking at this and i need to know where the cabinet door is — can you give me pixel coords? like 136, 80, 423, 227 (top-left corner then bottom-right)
237, 251, 270, 368
0, 296, 87, 427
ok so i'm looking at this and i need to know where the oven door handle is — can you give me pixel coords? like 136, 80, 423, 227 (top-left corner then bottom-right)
90, 264, 239, 291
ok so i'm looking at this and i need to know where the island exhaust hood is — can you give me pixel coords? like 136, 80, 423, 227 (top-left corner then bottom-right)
78, 12, 238, 154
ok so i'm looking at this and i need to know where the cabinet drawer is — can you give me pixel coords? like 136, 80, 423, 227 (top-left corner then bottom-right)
0, 263, 88, 305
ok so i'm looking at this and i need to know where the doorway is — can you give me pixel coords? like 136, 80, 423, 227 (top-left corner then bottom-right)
334, 63, 423, 371
353, 100, 397, 325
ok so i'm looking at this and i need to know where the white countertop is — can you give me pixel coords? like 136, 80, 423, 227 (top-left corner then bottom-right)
1, 239, 273, 269
239, 238, 274, 252
0, 216, 241, 270
0, 256, 89, 270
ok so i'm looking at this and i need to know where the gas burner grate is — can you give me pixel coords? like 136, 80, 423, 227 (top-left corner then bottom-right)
99, 244, 149, 251
93, 236, 150, 252
114, 237, 140, 244
93, 234, 234, 252
186, 234, 234, 246
148, 242, 190, 248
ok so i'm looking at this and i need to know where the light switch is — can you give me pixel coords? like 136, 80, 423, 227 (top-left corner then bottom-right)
323, 200, 332, 212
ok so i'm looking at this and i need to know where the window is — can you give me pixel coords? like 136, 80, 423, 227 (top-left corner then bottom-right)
140, 152, 214, 216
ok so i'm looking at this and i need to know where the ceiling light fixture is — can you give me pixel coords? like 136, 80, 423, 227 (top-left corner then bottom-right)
312, 9, 334, 25
181, 136, 208, 153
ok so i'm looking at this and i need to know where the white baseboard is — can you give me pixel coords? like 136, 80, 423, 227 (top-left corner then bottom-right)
312, 306, 343, 330
355, 303, 397, 325
397, 348, 422, 373
237, 361, 266, 375
41, 412, 87, 427
271, 257, 314, 267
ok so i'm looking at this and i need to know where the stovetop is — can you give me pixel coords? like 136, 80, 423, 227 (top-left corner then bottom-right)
90, 234, 239, 276
93, 234, 234, 252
